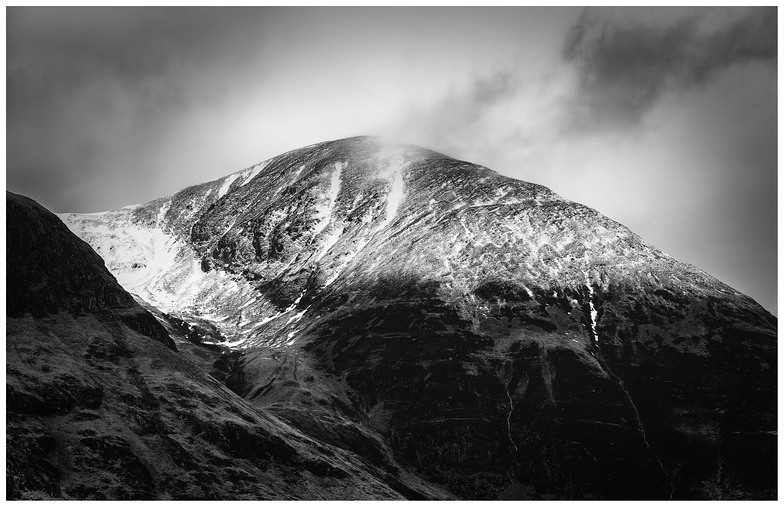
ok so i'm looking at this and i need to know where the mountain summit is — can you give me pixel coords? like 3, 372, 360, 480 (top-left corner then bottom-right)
50, 136, 776, 499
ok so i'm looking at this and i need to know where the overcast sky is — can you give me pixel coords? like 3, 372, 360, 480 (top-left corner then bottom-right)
6, 6, 777, 314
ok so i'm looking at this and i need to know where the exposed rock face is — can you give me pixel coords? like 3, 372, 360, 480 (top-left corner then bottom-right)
6, 191, 448, 500
53, 136, 776, 499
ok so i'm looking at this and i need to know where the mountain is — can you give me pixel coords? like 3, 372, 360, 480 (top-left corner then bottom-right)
40, 136, 776, 499
6, 190, 450, 500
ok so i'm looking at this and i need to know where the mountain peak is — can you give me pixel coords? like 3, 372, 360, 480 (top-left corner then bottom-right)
54, 138, 775, 499
59, 138, 763, 349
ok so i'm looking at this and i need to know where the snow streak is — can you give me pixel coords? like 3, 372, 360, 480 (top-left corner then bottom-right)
312, 162, 344, 238
377, 156, 408, 229
217, 173, 242, 198
584, 271, 599, 342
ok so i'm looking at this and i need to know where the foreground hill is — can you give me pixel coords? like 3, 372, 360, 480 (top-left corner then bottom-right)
6, 191, 447, 500
56, 137, 777, 499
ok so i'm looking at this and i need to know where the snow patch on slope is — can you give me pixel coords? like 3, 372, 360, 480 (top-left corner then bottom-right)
217, 173, 242, 198
384, 170, 405, 226
377, 154, 409, 229
319, 153, 409, 288
61, 209, 180, 308
232, 159, 271, 188
286, 308, 308, 326
155, 202, 170, 228
315, 227, 343, 263
60, 206, 266, 347
584, 271, 599, 342
312, 162, 344, 238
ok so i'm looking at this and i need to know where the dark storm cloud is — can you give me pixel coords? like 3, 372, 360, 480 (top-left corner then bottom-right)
6, 7, 281, 211
563, 7, 777, 128
7, 7, 273, 98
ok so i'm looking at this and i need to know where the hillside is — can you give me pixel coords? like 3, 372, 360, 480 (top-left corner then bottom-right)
50, 137, 778, 499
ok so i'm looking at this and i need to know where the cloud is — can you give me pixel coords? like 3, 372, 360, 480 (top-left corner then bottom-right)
380, 68, 522, 153
468, 70, 519, 112
563, 7, 777, 129
6, 7, 277, 211
376, 8, 777, 314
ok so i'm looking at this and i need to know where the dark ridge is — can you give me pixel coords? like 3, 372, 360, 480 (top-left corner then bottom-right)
6, 191, 175, 350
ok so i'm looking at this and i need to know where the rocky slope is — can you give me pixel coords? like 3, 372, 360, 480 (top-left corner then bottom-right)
7, 192, 174, 349
6, 191, 449, 500
57, 136, 776, 499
